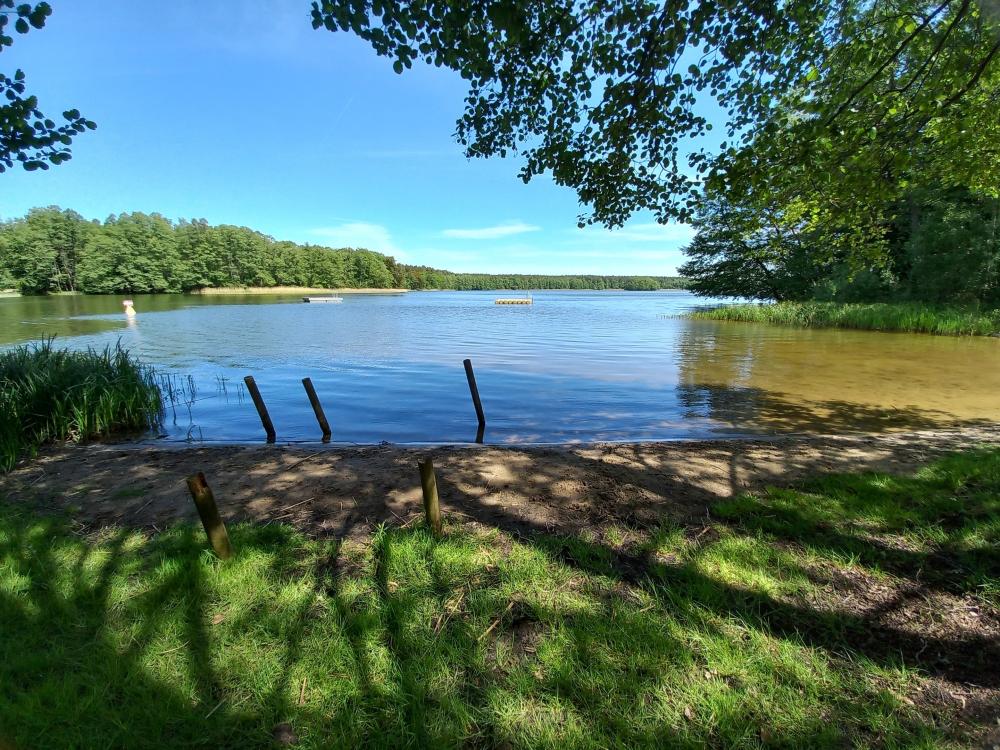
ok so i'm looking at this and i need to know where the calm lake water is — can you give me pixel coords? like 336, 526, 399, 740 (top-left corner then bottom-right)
2, 290, 998, 444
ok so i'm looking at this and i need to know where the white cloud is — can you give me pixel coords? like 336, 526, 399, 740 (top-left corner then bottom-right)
309, 222, 403, 257
442, 222, 541, 240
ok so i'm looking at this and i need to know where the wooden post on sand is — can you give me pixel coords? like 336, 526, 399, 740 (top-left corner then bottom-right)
418, 458, 442, 536
185, 472, 234, 560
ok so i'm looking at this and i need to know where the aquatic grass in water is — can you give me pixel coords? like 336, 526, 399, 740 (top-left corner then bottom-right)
0, 339, 162, 471
691, 301, 1000, 336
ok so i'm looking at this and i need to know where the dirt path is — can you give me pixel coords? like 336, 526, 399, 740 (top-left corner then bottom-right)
4, 426, 998, 538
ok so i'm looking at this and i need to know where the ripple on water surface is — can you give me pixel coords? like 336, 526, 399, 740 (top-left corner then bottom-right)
2, 290, 998, 443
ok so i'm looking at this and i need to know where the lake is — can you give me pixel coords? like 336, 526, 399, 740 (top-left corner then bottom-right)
2, 290, 998, 444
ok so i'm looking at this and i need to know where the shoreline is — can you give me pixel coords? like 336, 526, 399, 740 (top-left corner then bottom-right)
191, 286, 409, 295
0, 287, 413, 298
691, 300, 1000, 336
1, 287, 696, 299
6, 425, 997, 538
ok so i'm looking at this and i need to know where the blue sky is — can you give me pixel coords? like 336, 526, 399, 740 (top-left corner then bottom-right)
1, 1, 697, 275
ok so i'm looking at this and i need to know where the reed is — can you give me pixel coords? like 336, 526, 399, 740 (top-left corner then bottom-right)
0, 339, 162, 471
691, 301, 1000, 336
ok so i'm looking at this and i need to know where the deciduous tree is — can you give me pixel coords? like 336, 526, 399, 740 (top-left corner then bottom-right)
1, 2, 94, 172
310, 0, 999, 237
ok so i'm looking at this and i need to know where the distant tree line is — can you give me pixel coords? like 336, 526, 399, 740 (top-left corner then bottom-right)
394, 267, 683, 292
0, 208, 686, 294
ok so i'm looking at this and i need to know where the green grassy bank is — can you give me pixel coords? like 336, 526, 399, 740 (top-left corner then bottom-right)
691, 301, 1000, 336
0, 340, 162, 472
2, 449, 997, 748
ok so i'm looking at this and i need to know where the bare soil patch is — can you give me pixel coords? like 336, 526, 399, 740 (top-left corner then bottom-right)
3, 427, 996, 540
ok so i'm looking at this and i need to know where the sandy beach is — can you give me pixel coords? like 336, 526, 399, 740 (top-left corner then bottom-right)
190, 286, 408, 295
6, 426, 998, 539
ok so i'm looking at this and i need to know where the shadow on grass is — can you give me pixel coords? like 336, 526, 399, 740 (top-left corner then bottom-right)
0, 515, 324, 748
711, 449, 1000, 601
3, 458, 988, 750
435, 448, 1000, 687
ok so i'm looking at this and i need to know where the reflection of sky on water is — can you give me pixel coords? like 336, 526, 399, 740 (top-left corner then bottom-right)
2, 290, 998, 444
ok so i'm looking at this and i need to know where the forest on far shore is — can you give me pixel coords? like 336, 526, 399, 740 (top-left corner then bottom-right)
0, 208, 685, 294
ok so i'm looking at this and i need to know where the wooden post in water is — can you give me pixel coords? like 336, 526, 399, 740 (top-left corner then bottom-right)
185, 472, 234, 560
418, 458, 442, 536
301, 377, 332, 441
243, 375, 276, 443
463, 358, 486, 443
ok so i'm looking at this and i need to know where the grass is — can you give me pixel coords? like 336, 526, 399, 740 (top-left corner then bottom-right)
0, 339, 162, 472
690, 301, 1000, 336
2, 449, 998, 748
714, 449, 1000, 607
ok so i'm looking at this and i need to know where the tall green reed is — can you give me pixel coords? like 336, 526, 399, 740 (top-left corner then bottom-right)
0, 339, 162, 471
691, 301, 1000, 336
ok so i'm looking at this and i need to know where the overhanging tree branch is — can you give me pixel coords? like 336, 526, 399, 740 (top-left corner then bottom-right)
825, 0, 954, 126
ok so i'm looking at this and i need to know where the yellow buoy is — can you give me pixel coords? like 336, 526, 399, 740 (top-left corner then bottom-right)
123, 299, 136, 317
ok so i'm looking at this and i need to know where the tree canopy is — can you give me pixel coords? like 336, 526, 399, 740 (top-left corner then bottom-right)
0, 1, 94, 172
680, 186, 1000, 306
310, 0, 999, 234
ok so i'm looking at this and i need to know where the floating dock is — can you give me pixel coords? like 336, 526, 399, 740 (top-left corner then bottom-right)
303, 296, 343, 303
495, 298, 533, 305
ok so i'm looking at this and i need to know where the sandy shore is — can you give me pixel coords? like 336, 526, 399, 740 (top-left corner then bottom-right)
4, 426, 998, 539
191, 286, 408, 295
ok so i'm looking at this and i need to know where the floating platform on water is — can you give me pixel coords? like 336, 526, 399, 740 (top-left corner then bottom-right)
303, 296, 344, 303
495, 298, 533, 305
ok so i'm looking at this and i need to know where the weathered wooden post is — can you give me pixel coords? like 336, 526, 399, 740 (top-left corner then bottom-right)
418, 458, 442, 536
185, 472, 234, 560
463, 358, 486, 443
243, 375, 276, 443
301, 377, 332, 441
